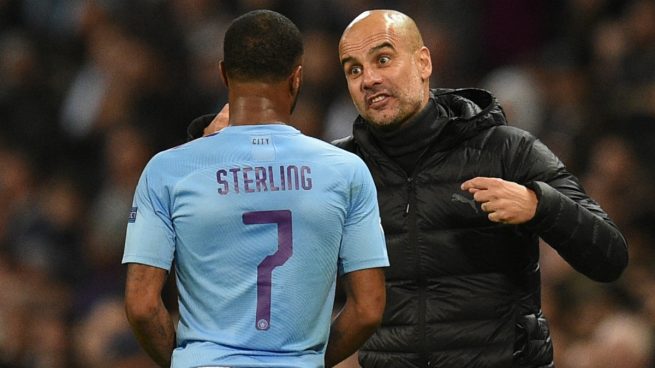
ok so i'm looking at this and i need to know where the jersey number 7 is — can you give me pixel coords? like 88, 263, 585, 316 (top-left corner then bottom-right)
242, 210, 293, 331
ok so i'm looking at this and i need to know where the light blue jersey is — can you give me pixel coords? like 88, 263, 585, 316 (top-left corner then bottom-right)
122, 124, 388, 368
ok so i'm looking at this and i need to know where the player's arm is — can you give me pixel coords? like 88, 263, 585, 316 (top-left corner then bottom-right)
124, 263, 176, 368
325, 267, 386, 367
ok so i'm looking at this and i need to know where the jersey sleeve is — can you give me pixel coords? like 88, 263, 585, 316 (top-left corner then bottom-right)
122, 161, 176, 271
338, 160, 389, 276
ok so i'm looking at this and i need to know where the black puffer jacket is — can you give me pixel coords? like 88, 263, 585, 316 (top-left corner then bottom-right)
333, 88, 628, 368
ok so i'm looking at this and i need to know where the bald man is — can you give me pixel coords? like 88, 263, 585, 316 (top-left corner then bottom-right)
188, 9, 627, 368
332, 9, 628, 368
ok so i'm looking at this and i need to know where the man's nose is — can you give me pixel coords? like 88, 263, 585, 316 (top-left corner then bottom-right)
361, 67, 382, 90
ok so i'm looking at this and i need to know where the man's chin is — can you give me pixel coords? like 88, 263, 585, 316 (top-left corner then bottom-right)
366, 116, 404, 131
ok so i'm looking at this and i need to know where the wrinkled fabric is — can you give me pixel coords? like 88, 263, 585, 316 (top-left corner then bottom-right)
333, 88, 627, 368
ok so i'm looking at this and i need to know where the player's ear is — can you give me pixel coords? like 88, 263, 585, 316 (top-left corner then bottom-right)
219, 60, 229, 87
289, 65, 302, 96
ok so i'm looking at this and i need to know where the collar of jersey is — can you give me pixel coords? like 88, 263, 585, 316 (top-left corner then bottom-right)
216, 123, 299, 135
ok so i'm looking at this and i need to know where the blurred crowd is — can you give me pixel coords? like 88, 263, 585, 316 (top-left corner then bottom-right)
1, 0, 655, 367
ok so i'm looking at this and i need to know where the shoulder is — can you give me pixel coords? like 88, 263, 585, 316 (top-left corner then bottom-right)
298, 134, 358, 159
139, 141, 201, 185
456, 124, 540, 165
295, 135, 368, 177
146, 143, 188, 169
324, 138, 368, 170
331, 135, 356, 153
482, 124, 538, 148
490, 124, 536, 139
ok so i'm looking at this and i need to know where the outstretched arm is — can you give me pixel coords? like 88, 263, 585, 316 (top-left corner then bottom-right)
124, 263, 176, 367
325, 267, 386, 367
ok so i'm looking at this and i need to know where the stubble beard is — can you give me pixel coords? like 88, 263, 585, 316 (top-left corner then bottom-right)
362, 94, 404, 130
367, 111, 406, 131
365, 93, 423, 131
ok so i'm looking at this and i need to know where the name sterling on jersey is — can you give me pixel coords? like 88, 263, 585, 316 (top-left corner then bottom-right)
216, 165, 312, 195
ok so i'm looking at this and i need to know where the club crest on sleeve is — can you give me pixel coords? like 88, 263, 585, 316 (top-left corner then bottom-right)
128, 207, 138, 223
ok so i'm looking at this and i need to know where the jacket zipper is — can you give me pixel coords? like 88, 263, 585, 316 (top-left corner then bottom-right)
406, 177, 428, 364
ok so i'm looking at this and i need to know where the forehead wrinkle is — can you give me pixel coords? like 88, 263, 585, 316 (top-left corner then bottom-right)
340, 32, 401, 60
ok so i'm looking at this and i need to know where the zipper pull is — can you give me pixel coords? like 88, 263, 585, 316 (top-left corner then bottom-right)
405, 177, 413, 216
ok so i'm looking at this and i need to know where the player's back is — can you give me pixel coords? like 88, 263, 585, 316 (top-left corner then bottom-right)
146, 124, 381, 367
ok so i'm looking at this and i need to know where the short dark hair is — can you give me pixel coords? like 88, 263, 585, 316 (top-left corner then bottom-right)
223, 10, 303, 82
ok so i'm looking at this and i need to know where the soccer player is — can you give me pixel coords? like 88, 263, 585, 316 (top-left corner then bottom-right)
122, 10, 389, 368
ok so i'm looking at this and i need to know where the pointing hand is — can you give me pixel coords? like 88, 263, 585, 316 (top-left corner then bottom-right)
461, 177, 537, 224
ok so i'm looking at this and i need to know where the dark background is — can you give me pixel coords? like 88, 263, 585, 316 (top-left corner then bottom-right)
1, 1, 654, 367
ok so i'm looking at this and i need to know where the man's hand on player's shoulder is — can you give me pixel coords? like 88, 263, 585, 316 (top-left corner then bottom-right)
204, 103, 230, 136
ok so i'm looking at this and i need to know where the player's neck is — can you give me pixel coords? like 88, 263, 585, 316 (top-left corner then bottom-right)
228, 83, 293, 126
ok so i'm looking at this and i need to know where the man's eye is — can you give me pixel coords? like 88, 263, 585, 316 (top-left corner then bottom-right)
379, 56, 391, 64
349, 66, 362, 76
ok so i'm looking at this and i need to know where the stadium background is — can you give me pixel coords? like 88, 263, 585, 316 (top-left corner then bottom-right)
1, 0, 655, 367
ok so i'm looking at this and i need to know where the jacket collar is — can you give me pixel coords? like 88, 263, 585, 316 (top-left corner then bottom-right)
351, 88, 507, 158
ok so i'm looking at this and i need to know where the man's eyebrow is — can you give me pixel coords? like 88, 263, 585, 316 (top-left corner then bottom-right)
341, 42, 396, 67
341, 55, 354, 67
369, 42, 395, 55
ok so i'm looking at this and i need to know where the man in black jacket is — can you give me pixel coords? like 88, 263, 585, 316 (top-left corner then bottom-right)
332, 9, 628, 368
190, 9, 628, 368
